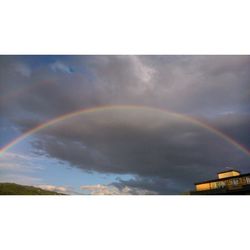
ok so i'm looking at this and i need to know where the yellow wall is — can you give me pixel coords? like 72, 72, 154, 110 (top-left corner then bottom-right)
195, 176, 250, 191
209, 182, 218, 190
218, 171, 240, 179
196, 183, 211, 191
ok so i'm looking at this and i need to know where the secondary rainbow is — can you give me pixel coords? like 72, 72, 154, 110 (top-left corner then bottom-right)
0, 105, 249, 157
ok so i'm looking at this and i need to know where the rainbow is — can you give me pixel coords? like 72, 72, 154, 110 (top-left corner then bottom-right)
0, 105, 249, 158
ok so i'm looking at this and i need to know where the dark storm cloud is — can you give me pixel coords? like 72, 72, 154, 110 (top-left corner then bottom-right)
0, 55, 250, 194
1, 55, 250, 119
208, 113, 250, 151
29, 109, 250, 193
111, 175, 187, 195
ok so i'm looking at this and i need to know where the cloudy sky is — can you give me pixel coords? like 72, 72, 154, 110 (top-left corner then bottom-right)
0, 55, 249, 194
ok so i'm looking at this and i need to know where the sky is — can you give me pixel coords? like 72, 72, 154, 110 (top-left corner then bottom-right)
0, 55, 250, 194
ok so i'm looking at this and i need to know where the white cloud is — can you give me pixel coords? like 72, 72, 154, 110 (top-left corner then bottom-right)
2, 152, 33, 161
0, 152, 44, 171
80, 184, 157, 195
129, 56, 156, 94
14, 63, 31, 77
131, 56, 155, 83
36, 184, 69, 193
50, 61, 72, 74
0, 162, 26, 171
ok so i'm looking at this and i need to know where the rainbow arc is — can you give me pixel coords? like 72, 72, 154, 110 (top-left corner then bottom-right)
0, 105, 249, 158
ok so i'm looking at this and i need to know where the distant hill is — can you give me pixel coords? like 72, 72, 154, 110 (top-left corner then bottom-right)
0, 183, 64, 195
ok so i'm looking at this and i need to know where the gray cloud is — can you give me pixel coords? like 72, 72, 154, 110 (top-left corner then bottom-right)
1, 55, 250, 120
111, 176, 186, 195
0, 55, 249, 194
29, 108, 250, 193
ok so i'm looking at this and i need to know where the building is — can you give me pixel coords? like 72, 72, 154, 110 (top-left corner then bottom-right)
190, 169, 250, 195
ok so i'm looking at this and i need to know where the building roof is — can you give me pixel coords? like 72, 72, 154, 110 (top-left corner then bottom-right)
217, 169, 240, 174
